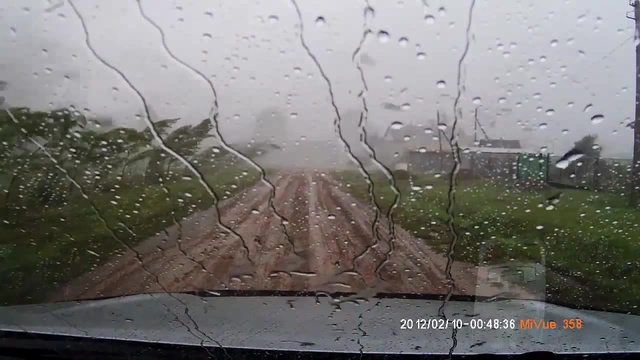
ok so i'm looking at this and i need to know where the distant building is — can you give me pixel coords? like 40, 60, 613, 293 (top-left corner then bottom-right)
377, 123, 473, 171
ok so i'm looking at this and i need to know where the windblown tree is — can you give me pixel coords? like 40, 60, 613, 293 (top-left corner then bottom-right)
129, 118, 214, 184
0, 107, 87, 206
573, 134, 601, 159
0, 106, 239, 209
569, 134, 602, 184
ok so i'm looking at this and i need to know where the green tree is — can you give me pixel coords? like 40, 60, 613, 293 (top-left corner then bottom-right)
130, 118, 214, 184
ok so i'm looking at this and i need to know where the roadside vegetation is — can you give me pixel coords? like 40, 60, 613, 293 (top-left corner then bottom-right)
0, 107, 263, 305
336, 169, 640, 314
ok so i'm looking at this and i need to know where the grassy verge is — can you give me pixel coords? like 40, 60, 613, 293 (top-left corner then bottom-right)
0, 167, 260, 306
335, 170, 640, 314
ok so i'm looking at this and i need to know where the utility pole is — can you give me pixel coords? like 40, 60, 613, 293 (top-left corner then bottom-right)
474, 108, 478, 144
630, 0, 640, 207
437, 110, 444, 172
437, 110, 443, 153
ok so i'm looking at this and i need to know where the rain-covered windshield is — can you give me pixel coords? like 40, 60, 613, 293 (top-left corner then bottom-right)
1, 0, 639, 325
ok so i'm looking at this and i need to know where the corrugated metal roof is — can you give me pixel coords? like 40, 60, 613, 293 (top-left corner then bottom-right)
478, 139, 522, 149
464, 146, 537, 154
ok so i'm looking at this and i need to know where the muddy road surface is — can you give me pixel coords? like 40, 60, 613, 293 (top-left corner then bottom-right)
52, 170, 539, 302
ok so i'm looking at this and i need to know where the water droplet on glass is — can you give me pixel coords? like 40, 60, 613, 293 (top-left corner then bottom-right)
538, 123, 548, 130
567, 102, 574, 108
424, 128, 433, 134
550, 39, 558, 47
436, 80, 446, 89
472, 97, 482, 105
315, 16, 326, 26
539, 56, 547, 62
390, 121, 404, 130
583, 104, 593, 113
398, 37, 409, 47
327, 214, 336, 220
437, 123, 447, 130
562, 129, 569, 135
545, 109, 555, 116
438, 7, 446, 16
416, 52, 426, 60
377, 31, 390, 43
424, 15, 435, 24
268, 15, 279, 23
591, 114, 604, 124
251, 209, 260, 214
536, 225, 544, 230
498, 97, 506, 104
403, 135, 411, 141
418, 147, 427, 153
384, 75, 393, 82
401, 103, 411, 110
364, 6, 375, 20
202, 33, 212, 39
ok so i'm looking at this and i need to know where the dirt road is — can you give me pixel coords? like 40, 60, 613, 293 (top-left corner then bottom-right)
52, 170, 538, 302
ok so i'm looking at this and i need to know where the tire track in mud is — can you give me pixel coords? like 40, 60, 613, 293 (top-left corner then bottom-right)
186, 174, 296, 291
327, 177, 460, 295
304, 171, 353, 290
97, 180, 278, 296
227, 172, 302, 290
51, 175, 285, 301
312, 174, 377, 291
262, 172, 313, 291
317, 174, 443, 294
133, 173, 295, 293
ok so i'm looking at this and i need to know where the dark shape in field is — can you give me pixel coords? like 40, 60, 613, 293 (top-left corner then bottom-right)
555, 148, 585, 169
382, 103, 402, 111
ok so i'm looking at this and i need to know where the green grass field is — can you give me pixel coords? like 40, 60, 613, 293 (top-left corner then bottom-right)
336, 170, 640, 313
0, 168, 261, 305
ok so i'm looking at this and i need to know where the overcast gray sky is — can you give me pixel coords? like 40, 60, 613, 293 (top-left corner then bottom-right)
0, 0, 636, 158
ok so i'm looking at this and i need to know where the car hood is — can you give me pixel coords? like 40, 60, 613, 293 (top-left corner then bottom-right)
0, 293, 638, 355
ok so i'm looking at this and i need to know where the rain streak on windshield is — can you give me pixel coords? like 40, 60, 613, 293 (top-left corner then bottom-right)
1, 0, 640, 353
